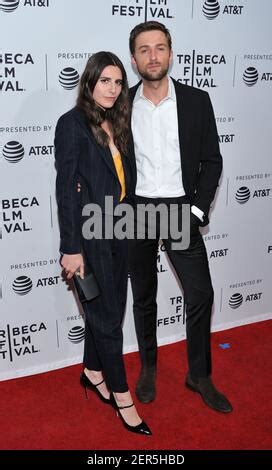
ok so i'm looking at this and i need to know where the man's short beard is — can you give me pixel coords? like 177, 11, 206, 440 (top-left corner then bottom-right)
139, 66, 168, 82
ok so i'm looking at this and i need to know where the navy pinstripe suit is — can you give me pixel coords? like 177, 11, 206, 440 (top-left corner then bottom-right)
55, 106, 133, 392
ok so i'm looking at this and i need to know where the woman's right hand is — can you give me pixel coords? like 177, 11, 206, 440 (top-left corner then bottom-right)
61, 253, 84, 279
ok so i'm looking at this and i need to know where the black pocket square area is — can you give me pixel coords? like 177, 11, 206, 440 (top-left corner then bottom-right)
73, 269, 100, 303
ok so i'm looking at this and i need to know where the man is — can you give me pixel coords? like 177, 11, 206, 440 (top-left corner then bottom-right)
128, 21, 232, 413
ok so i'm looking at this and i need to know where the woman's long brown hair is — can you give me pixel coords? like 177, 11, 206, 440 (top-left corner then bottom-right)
77, 51, 130, 155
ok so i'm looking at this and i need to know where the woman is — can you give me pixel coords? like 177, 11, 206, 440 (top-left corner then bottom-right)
55, 52, 151, 436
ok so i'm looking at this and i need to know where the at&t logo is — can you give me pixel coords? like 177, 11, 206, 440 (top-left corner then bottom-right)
2, 141, 24, 162
0, 0, 49, 12
68, 326, 85, 343
229, 291, 262, 309
235, 186, 271, 204
202, 1, 244, 19
218, 134, 234, 144
12, 275, 33, 295
235, 186, 250, 204
243, 67, 272, 86
1, 141, 54, 161
210, 248, 228, 258
12, 275, 61, 295
243, 67, 258, 86
0, 0, 19, 12
229, 292, 243, 309
202, 0, 220, 19
59, 67, 79, 90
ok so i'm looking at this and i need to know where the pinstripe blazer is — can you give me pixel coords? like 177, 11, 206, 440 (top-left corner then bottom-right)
54, 106, 132, 255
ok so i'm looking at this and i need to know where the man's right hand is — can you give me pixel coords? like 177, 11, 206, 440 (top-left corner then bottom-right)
61, 253, 84, 279
190, 212, 200, 236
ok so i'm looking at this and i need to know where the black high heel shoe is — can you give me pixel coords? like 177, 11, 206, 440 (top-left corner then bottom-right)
80, 371, 110, 404
110, 393, 152, 436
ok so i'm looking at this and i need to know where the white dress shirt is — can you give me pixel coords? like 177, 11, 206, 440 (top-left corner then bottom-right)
131, 76, 203, 220
131, 76, 185, 198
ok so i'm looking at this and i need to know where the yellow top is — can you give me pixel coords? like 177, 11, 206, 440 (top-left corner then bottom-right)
112, 152, 126, 201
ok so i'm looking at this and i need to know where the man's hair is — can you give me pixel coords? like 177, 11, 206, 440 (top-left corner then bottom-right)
129, 21, 172, 55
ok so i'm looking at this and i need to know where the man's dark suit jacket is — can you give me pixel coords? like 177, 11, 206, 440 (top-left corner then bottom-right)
54, 106, 132, 255
128, 77, 222, 226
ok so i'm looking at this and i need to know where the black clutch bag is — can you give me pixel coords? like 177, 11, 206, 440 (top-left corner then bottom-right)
73, 255, 100, 303
72, 178, 100, 303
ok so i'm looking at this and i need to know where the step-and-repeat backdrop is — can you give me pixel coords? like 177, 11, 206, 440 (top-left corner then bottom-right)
1, 0, 271, 379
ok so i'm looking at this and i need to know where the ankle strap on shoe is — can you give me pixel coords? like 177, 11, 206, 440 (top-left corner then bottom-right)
117, 402, 134, 410
93, 378, 105, 387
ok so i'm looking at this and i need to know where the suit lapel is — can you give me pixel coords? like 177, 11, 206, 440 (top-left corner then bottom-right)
95, 143, 132, 198
128, 83, 141, 191
74, 107, 118, 179
172, 78, 191, 162
96, 145, 117, 179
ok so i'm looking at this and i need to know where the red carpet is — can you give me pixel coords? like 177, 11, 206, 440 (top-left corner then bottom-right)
1, 320, 271, 450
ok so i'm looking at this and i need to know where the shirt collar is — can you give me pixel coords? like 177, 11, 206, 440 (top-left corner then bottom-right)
134, 76, 176, 104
